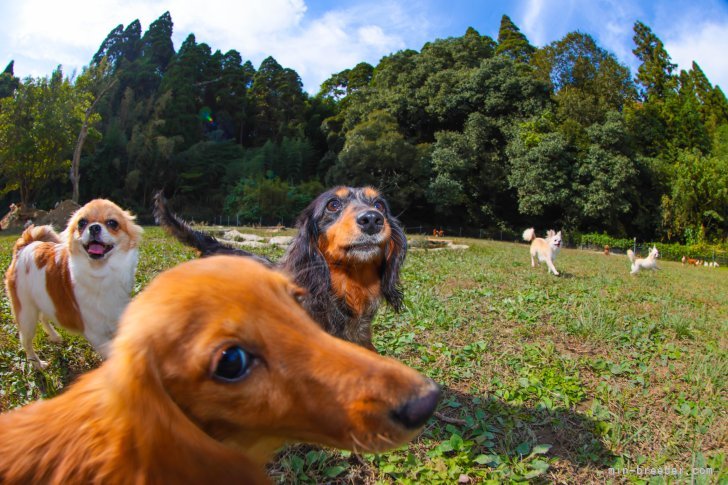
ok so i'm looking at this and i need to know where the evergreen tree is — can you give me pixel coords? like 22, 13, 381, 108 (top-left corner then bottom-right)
495, 15, 535, 63
141, 11, 175, 73
632, 21, 677, 100
249, 57, 306, 145
0, 61, 20, 99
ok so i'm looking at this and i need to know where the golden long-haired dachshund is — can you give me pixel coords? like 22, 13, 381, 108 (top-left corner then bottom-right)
0, 256, 439, 483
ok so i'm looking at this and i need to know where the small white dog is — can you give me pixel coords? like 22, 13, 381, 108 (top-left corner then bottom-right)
522, 228, 562, 276
627, 246, 659, 275
4, 199, 143, 369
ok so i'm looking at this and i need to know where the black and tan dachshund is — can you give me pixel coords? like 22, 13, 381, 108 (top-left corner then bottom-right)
154, 187, 407, 351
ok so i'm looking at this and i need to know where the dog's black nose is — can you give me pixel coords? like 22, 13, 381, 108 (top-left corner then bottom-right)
89, 224, 102, 236
390, 381, 441, 429
356, 210, 384, 235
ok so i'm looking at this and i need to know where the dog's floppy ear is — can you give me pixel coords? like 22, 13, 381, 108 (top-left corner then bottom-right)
381, 215, 407, 312
285, 201, 330, 304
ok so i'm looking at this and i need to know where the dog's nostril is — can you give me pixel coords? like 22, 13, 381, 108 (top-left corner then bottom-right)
357, 210, 384, 234
89, 224, 101, 235
390, 382, 441, 429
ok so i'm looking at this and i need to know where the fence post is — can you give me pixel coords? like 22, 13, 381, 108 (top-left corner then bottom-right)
633, 237, 636, 254
459, 227, 462, 237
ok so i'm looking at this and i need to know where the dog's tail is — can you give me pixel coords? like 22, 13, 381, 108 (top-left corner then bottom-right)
522, 228, 535, 242
13, 225, 61, 257
627, 249, 635, 263
153, 191, 272, 264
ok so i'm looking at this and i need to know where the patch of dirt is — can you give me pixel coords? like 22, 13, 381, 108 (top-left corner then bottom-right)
437, 277, 480, 297
37, 200, 81, 230
0, 199, 80, 232
0, 203, 48, 231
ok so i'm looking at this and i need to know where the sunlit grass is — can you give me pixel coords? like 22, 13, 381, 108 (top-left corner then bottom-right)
1, 228, 726, 482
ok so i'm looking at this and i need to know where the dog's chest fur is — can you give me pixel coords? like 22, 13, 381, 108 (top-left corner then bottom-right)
304, 292, 380, 348
69, 248, 138, 349
531, 238, 559, 261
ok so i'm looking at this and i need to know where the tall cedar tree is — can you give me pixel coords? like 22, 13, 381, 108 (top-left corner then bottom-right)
495, 15, 535, 63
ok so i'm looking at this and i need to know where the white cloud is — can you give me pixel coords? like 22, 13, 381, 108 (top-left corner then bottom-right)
1, 0, 419, 93
665, 22, 728, 90
521, 0, 546, 45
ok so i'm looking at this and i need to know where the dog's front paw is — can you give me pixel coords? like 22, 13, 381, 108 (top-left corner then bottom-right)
30, 358, 50, 371
48, 333, 63, 344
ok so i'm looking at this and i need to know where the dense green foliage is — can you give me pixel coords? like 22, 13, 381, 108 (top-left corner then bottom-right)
0, 13, 726, 242
578, 232, 727, 263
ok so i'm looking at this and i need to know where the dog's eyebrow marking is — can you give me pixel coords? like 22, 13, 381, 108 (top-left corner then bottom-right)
363, 187, 379, 199
335, 187, 350, 198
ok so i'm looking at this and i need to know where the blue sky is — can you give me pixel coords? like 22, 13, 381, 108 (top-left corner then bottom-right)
1, 0, 727, 93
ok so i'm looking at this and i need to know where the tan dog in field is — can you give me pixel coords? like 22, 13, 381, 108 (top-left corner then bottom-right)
627, 246, 659, 274
0, 256, 439, 483
4, 199, 142, 369
522, 228, 562, 276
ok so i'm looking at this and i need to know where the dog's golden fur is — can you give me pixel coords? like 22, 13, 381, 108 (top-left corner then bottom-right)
0, 256, 438, 483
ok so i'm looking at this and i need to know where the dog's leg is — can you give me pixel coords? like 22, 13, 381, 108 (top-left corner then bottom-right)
546, 258, 559, 276
84, 329, 112, 359
40, 316, 63, 344
531, 254, 536, 267
17, 306, 47, 370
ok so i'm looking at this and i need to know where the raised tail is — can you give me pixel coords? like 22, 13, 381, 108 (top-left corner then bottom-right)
627, 249, 635, 263
153, 191, 271, 265
13, 225, 61, 257
522, 228, 535, 242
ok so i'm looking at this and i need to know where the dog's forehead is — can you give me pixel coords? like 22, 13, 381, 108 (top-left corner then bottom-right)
77, 200, 122, 220
329, 186, 381, 202
127, 258, 295, 336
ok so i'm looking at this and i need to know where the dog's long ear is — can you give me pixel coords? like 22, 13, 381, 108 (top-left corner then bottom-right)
284, 202, 330, 305
381, 215, 407, 312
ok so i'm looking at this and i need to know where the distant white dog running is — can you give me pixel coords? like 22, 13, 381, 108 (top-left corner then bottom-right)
627, 246, 659, 275
522, 228, 562, 276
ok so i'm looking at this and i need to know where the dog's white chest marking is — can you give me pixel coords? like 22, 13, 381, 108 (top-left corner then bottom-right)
70, 249, 139, 354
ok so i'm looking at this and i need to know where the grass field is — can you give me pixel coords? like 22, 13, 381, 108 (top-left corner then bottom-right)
1, 227, 726, 483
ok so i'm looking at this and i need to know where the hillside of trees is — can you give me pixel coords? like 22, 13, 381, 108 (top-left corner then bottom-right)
1, 12, 726, 242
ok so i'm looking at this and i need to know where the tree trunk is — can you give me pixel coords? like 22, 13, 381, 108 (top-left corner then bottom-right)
71, 123, 89, 203
71, 79, 116, 203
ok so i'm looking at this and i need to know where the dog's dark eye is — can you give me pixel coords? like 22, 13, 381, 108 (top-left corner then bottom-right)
373, 201, 385, 212
326, 199, 342, 212
213, 346, 251, 382
77, 219, 88, 230
106, 219, 119, 230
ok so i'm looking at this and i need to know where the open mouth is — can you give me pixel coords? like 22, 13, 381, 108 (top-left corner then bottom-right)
84, 240, 114, 259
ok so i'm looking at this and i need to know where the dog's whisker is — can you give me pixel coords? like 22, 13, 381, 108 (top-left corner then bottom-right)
376, 433, 395, 446
350, 432, 368, 453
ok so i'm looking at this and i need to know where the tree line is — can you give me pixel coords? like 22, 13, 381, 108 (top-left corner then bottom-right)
1, 12, 726, 242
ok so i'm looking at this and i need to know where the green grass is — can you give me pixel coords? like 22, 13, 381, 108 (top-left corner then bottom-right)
1, 228, 726, 483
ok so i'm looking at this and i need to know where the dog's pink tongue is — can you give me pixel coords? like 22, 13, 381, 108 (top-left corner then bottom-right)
88, 243, 106, 255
